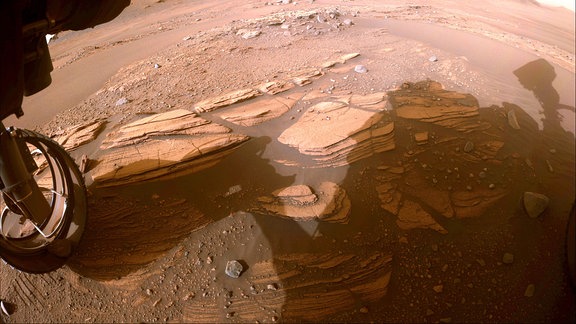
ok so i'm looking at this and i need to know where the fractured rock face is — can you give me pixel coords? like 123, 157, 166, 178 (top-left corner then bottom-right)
452, 188, 508, 218
389, 81, 487, 132
255, 182, 351, 224
396, 200, 448, 234
100, 109, 216, 149
194, 88, 262, 113
185, 251, 392, 322
290, 68, 323, 86
258, 80, 295, 95
278, 93, 394, 167
91, 109, 249, 187
54, 120, 107, 151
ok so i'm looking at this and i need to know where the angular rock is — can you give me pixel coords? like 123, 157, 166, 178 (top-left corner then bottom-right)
225, 260, 244, 278
451, 187, 508, 218
194, 88, 262, 113
216, 96, 297, 127
376, 182, 402, 215
354, 65, 368, 73
396, 200, 448, 234
258, 80, 295, 95
115, 97, 128, 106
503, 253, 514, 264
524, 284, 535, 297
523, 192, 549, 218
278, 94, 394, 167
290, 68, 323, 86
54, 119, 107, 151
414, 131, 429, 145
255, 182, 350, 223
237, 29, 261, 39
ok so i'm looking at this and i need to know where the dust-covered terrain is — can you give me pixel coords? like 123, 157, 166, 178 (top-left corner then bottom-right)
1, 0, 575, 323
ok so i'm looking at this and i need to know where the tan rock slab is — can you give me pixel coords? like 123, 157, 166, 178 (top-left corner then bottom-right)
321, 52, 360, 68
414, 131, 429, 145
92, 134, 248, 187
278, 94, 394, 167
396, 200, 448, 234
376, 182, 402, 215
92, 109, 249, 187
390, 81, 485, 132
258, 80, 295, 95
451, 188, 508, 218
54, 120, 107, 151
100, 109, 215, 149
215, 96, 297, 126
290, 68, 323, 86
401, 171, 454, 218
339, 52, 360, 61
194, 88, 261, 113
255, 182, 351, 224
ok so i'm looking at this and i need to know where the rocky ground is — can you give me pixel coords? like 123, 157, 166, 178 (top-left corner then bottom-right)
1, 0, 575, 323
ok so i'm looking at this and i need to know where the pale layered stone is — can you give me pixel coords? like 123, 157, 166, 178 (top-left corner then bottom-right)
91, 110, 249, 187
451, 188, 508, 218
391, 81, 485, 132
194, 88, 261, 113
54, 120, 107, 151
290, 68, 323, 86
216, 96, 297, 126
258, 80, 295, 95
185, 251, 392, 322
278, 94, 394, 167
100, 109, 215, 149
255, 182, 351, 224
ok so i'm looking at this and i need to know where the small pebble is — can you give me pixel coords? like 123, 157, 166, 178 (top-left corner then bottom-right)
225, 260, 244, 278
354, 65, 368, 73
115, 97, 128, 106
464, 141, 474, 153
429, 55, 438, 62
524, 284, 535, 297
503, 253, 514, 264
267, 283, 278, 291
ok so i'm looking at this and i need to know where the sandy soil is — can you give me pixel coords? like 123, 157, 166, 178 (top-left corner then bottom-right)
1, 0, 575, 323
